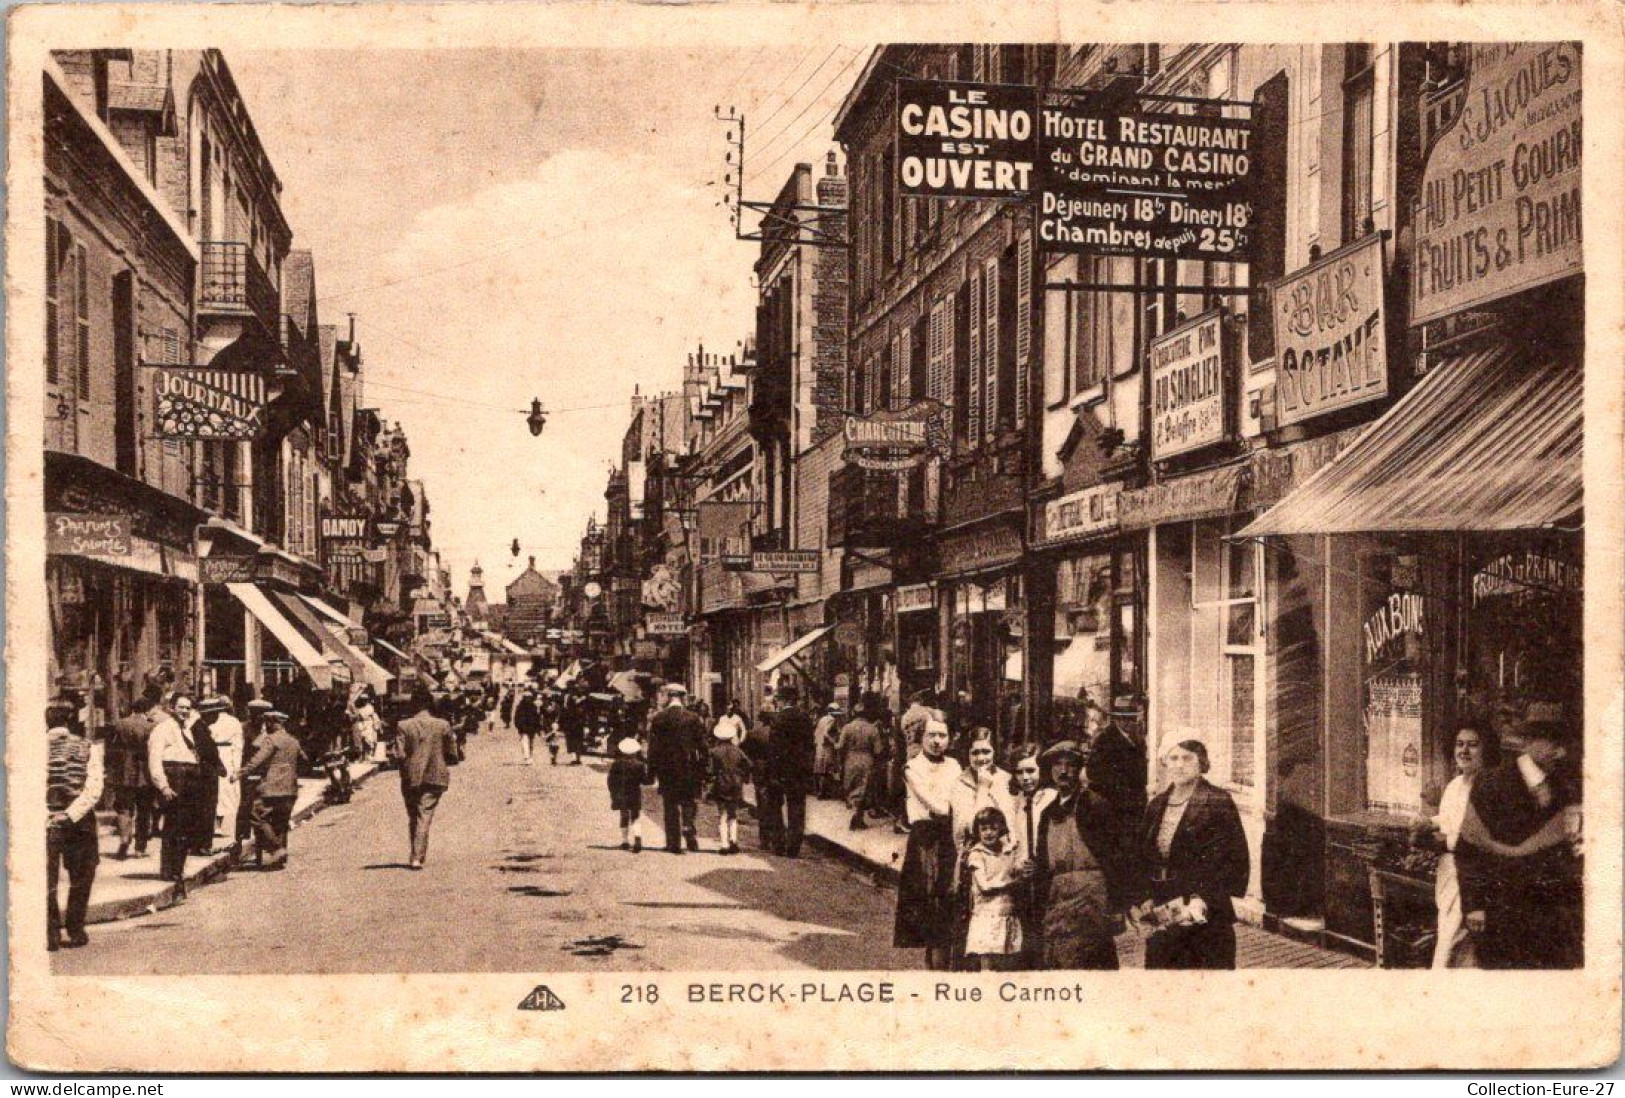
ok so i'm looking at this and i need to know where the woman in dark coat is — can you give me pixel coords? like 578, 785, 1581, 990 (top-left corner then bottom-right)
1134, 737, 1251, 969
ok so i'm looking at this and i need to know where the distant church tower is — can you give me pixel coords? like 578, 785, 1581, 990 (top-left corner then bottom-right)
465, 561, 491, 627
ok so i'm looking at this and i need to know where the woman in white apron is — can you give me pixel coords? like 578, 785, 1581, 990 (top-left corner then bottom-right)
1428, 726, 1494, 968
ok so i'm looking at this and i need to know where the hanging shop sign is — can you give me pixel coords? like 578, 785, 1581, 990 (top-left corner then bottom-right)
748, 550, 821, 574
1246, 424, 1369, 510
645, 612, 688, 636
1042, 483, 1121, 545
1412, 43, 1581, 325
148, 366, 267, 440
1149, 309, 1228, 459
320, 514, 371, 544
841, 402, 948, 471
200, 554, 257, 584
1118, 464, 1242, 530
896, 79, 1038, 199
895, 583, 935, 614
1038, 97, 1257, 261
1270, 234, 1389, 427
47, 512, 131, 557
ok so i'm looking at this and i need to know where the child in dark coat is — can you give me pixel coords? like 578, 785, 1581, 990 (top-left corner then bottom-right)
709, 726, 752, 855
607, 737, 651, 852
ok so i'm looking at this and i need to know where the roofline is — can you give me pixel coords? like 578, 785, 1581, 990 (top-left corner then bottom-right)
832, 46, 889, 142
45, 59, 199, 262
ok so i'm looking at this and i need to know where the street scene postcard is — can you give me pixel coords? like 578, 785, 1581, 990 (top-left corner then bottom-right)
5, 0, 1622, 1075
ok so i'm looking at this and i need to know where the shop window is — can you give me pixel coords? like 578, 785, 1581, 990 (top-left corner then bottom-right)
1053, 547, 1141, 736
1190, 516, 1263, 791
1360, 549, 1427, 816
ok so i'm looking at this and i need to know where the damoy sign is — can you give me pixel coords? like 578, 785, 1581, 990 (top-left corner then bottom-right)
897, 79, 1038, 199
321, 515, 371, 544
1149, 309, 1227, 459
1039, 99, 1257, 261
1412, 43, 1582, 325
1270, 235, 1389, 428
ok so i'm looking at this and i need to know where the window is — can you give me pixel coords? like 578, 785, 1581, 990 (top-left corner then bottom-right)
952, 281, 971, 444
45, 217, 61, 387
983, 254, 1002, 440
1190, 515, 1262, 790
75, 241, 91, 400
1342, 44, 1377, 244
910, 320, 928, 402
1014, 231, 1032, 428
967, 266, 983, 445
996, 246, 1017, 430
883, 147, 899, 268
877, 343, 892, 412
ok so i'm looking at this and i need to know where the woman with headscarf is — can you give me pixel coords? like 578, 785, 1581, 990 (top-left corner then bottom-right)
1132, 737, 1250, 969
893, 718, 964, 969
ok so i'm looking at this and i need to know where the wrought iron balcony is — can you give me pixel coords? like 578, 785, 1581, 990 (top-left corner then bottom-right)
200, 241, 280, 339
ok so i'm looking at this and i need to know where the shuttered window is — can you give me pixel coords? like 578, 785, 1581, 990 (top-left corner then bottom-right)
45, 218, 61, 388
75, 242, 91, 400
982, 255, 1000, 442
968, 267, 983, 445
1014, 230, 1033, 429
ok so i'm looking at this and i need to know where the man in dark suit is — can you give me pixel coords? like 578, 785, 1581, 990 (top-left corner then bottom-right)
763, 680, 818, 858
396, 687, 458, 869
1457, 711, 1581, 969
646, 685, 707, 853
1087, 695, 1149, 869
242, 710, 305, 870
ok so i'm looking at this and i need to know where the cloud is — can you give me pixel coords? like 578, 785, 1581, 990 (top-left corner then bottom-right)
359, 148, 757, 589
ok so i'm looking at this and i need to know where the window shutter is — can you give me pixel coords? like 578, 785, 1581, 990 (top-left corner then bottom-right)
983, 255, 999, 441
968, 267, 983, 445
896, 327, 911, 405
928, 299, 948, 404
45, 218, 60, 387
1015, 231, 1032, 429
76, 242, 91, 400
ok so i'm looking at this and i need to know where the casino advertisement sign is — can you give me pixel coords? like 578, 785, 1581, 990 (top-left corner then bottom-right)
149, 367, 267, 440
1038, 99, 1257, 261
897, 79, 1038, 200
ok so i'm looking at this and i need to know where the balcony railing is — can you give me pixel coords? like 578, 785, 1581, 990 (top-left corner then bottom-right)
200, 241, 280, 338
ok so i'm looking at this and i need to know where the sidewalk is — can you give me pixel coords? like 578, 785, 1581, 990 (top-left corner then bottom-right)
86, 759, 386, 925
774, 791, 1369, 970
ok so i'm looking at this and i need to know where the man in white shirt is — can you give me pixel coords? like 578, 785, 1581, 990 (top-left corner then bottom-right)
148, 694, 203, 893
48, 699, 104, 949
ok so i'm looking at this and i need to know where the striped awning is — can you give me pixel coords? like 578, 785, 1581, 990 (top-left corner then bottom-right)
1240, 349, 1581, 537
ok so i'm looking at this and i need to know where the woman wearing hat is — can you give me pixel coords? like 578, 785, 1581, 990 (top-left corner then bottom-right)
894, 719, 964, 969
1132, 737, 1250, 969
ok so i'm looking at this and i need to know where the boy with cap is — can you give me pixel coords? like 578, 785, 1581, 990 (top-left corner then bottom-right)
607, 737, 651, 852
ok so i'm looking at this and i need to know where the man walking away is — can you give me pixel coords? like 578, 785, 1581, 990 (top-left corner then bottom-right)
514, 688, 543, 765
106, 696, 157, 859
397, 688, 458, 869
243, 710, 305, 870
237, 699, 274, 848
764, 681, 818, 858
48, 700, 103, 950
646, 685, 707, 853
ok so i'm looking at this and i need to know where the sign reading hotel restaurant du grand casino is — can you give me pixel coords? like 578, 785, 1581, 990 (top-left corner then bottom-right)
1412, 43, 1581, 325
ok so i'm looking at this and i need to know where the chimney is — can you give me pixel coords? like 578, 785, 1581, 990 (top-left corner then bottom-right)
347, 312, 357, 344
817, 150, 847, 208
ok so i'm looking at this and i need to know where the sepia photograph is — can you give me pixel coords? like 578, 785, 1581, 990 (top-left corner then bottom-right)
5, 0, 1621, 1074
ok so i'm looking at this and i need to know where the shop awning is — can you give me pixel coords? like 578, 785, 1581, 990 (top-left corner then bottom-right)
302, 594, 355, 630
225, 583, 335, 690
372, 636, 411, 661
270, 590, 393, 691
756, 624, 836, 673
1240, 349, 1581, 537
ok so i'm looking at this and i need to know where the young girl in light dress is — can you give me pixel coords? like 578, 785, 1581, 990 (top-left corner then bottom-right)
963, 806, 1027, 971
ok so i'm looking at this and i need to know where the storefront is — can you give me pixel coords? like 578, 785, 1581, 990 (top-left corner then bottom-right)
45, 453, 202, 731
892, 582, 938, 703
937, 517, 1025, 748
1027, 481, 1141, 748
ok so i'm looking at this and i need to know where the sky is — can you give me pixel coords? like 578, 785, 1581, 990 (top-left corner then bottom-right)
228, 46, 864, 599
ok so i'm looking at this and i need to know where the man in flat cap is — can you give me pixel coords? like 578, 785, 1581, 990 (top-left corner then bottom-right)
1032, 739, 1136, 969
1457, 704, 1583, 968
242, 710, 305, 870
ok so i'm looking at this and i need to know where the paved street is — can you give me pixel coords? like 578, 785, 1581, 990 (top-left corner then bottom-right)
55, 725, 915, 974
